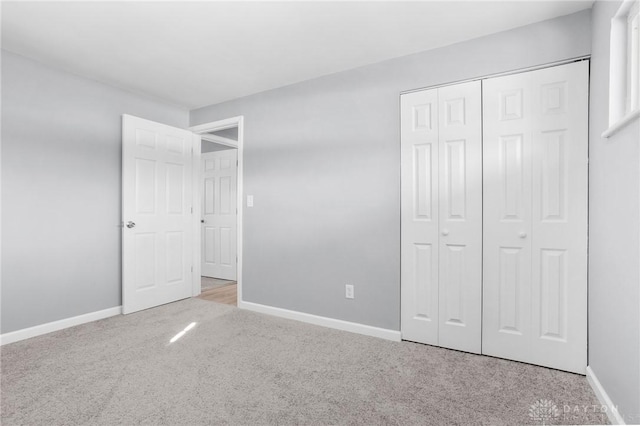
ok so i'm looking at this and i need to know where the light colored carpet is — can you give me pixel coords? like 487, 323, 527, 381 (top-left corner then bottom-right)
1, 299, 607, 425
201, 276, 236, 291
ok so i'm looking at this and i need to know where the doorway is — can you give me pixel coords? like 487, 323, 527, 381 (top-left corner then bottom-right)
190, 117, 244, 307
201, 145, 237, 280
200, 139, 237, 305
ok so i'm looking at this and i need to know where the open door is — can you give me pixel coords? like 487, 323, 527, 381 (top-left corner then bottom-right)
122, 115, 197, 314
201, 149, 238, 281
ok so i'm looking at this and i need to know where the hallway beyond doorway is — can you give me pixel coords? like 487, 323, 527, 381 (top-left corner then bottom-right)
199, 277, 237, 306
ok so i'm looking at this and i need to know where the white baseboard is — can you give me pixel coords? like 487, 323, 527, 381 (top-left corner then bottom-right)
586, 366, 626, 425
238, 300, 401, 342
0, 306, 122, 346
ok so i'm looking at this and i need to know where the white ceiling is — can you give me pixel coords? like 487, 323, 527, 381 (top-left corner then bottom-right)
2, 1, 592, 109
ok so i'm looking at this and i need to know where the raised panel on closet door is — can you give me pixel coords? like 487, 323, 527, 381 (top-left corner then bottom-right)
530, 61, 588, 373
437, 81, 482, 354
482, 71, 534, 364
401, 89, 440, 345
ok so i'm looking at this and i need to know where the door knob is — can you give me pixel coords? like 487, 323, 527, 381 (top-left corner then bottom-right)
519, 232, 527, 238
441, 229, 450, 236
126, 221, 136, 229
201, 219, 205, 223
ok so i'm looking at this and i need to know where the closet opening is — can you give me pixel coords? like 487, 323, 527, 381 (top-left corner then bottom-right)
400, 59, 590, 374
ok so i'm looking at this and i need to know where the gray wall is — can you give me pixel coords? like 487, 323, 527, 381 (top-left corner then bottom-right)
588, 1, 640, 421
191, 10, 592, 331
1, 50, 189, 333
202, 140, 234, 153
210, 127, 238, 141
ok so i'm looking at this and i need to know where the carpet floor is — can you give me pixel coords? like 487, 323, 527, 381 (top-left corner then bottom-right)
1, 298, 607, 425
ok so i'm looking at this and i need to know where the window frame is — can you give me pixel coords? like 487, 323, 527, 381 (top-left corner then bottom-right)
603, 0, 640, 138
626, 0, 639, 112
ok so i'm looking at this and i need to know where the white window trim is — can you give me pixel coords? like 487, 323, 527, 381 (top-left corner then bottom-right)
626, 0, 639, 112
603, 0, 640, 138
601, 109, 640, 138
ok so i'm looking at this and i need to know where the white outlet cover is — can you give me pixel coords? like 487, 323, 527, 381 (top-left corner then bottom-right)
345, 284, 354, 299
247, 195, 254, 207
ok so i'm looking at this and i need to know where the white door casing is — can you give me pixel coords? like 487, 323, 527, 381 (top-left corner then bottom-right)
401, 81, 482, 354
201, 150, 237, 280
482, 61, 589, 374
122, 115, 196, 314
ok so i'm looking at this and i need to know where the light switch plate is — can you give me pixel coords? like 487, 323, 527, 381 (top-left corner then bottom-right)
345, 284, 354, 299
247, 195, 254, 207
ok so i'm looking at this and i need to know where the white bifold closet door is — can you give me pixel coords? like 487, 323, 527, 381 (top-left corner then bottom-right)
401, 81, 482, 354
482, 61, 588, 374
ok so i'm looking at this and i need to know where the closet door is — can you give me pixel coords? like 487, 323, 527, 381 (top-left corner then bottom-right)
437, 81, 482, 353
401, 88, 440, 345
482, 70, 534, 364
401, 82, 482, 354
482, 61, 588, 374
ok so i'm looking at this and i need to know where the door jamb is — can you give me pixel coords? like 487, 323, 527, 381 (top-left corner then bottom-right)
201, 133, 238, 147
189, 116, 244, 305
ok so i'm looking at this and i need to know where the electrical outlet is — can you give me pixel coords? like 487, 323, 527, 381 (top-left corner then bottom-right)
247, 195, 254, 207
345, 284, 354, 299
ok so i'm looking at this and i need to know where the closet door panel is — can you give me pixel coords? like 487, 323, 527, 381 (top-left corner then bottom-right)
483, 61, 588, 374
530, 61, 588, 373
482, 72, 534, 363
437, 81, 482, 354
401, 89, 440, 345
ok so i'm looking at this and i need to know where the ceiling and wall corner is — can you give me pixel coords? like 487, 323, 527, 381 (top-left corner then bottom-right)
1, 1, 592, 109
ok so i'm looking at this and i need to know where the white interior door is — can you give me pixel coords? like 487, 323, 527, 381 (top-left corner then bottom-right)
122, 115, 195, 314
482, 61, 589, 374
201, 150, 237, 280
401, 81, 482, 354
437, 81, 482, 354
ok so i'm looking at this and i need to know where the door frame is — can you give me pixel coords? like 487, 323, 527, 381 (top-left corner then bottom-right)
189, 116, 244, 305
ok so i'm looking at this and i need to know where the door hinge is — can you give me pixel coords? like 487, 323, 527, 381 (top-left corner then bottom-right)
191, 266, 194, 272
191, 206, 193, 214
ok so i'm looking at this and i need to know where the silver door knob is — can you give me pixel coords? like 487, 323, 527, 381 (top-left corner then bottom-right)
126, 221, 136, 229
441, 229, 450, 236
519, 232, 527, 238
